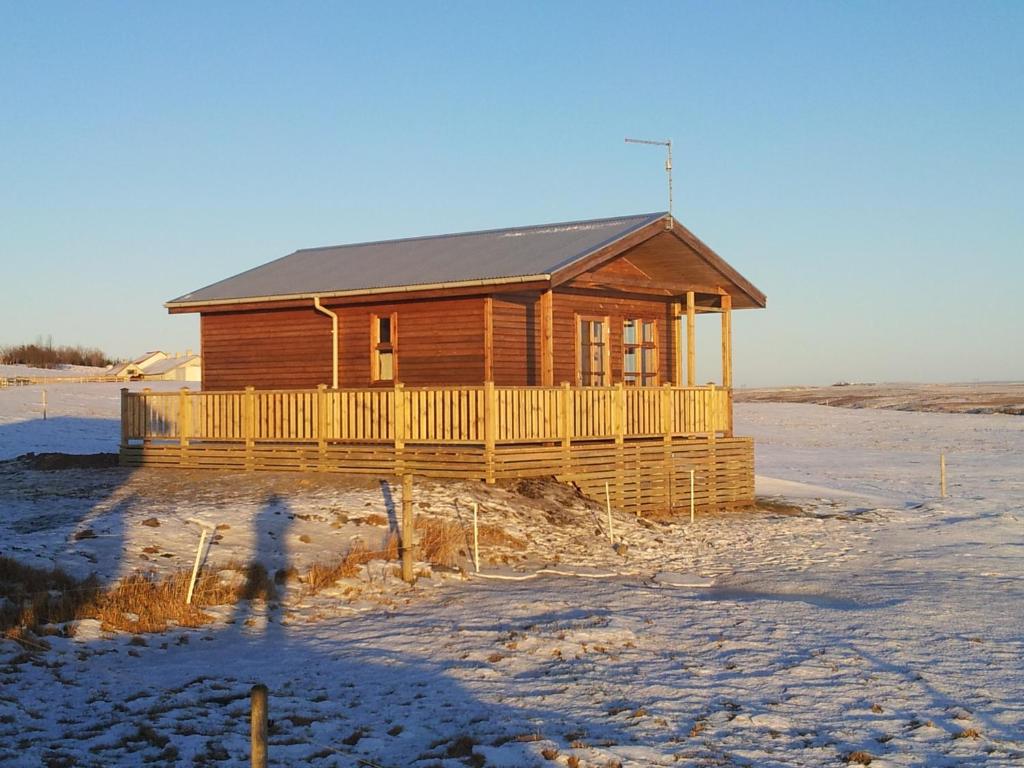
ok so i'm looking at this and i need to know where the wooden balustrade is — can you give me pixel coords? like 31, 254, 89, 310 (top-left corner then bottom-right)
121, 383, 733, 448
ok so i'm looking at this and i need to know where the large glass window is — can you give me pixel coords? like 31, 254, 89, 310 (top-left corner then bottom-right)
372, 313, 397, 382
623, 318, 658, 386
578, 317, 608, 386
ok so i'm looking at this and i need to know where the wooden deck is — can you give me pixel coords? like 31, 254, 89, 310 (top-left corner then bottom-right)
120, 384, 754, 515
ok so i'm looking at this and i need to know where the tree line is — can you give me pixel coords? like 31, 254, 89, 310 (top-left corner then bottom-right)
0, 337, 115, 369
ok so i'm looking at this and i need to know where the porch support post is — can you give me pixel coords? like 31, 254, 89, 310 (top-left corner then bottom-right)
671, 301, 683, 385
686, 291, 696, 386
721, 294, 732, 389
540, 288, 554, 386
483, 296, 494, 383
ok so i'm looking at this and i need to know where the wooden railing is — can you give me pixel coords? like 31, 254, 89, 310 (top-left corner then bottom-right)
121, 383, 732, 448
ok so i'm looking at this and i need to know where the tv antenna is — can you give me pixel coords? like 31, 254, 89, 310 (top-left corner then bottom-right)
625, 137, 673, 229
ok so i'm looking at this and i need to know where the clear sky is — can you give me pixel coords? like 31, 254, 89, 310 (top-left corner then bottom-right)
2, 1, 1021, 386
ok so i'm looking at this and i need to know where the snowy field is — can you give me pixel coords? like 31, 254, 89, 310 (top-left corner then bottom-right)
1, 384, 1022, 766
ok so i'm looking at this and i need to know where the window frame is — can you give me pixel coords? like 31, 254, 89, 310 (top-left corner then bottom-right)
622, 317, 659, 387
574, 313, 611, 387
370, 312, 398, 383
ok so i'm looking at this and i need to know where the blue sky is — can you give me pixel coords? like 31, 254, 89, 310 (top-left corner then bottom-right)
2, 1, 1021, 385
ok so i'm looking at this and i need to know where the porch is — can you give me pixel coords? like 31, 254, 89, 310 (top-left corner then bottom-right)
120, 383, 754, 516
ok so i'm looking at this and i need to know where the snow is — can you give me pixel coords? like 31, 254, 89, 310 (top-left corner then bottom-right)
0, 363, 110, 379
1, 385, 1022, 766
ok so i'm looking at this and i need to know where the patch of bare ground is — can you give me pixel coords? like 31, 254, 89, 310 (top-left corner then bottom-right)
735, 382, 1024, 415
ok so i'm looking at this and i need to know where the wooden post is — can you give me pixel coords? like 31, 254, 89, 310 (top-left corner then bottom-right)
721, 294, 732, 389
186, 528, 207, 605
316, 384, 327, 470
179, 388, 191, 449
689, 469, 695, 524
472, 501, 480, 572
483, 297, 494, 383
119, 387, 129, 448
41, 389, 47, 420
707, 386, 718, 512
250, 684, 268, 768
540, 289, 554, 386
560, 382, 572, 474
940, 453, 947, 498
671, 300, 683, 384
393, 382, 406, 476
614, 382, 625, 508
483, 381, 496, 484
401, 474, 415, 583
604, 482, 614, 543
661, 382, 673, 513
686, 291, 696, 386
244, 386, 255, 469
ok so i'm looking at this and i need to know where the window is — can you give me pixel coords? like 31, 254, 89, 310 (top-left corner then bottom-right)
623, 318, 658, 386
577, 316, 609, 386
371, 313, 397, 382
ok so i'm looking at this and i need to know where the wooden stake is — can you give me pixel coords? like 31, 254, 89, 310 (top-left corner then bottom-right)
42, 389, 48, 420
940, 453, 947, 499
689, 469, 695, 524
472, 501, 480, 573
401, 474, 415, 583
250, 684, 268, 768
605, 482, 614, 543
186, 528, 207, 605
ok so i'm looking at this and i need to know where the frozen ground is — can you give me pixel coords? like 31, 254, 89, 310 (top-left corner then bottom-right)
0, 385, 1022, 766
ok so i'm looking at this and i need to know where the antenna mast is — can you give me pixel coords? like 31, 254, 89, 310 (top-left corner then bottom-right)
625, 137, 673, 229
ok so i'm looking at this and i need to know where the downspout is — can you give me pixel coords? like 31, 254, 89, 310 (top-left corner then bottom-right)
312, 296, 339, 389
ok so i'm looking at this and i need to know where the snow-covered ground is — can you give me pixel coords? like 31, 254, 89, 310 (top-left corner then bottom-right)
1, 385, 1021, 766
0, 363, 111, 379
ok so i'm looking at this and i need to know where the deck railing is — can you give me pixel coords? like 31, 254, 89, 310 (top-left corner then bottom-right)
121, 383, 732, 448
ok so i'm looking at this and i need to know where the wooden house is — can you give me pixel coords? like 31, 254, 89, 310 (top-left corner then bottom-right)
164, 212, 764, 391
122, 212, 765, 516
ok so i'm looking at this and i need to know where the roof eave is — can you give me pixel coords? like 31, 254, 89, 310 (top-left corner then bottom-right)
165, 273, 553, 311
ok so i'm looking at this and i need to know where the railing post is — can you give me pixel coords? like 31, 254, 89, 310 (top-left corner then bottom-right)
119, 387, 129, 449
178, 387, 191, 451
394, 382, 406, 476
661, 383, 674, 512
317, 384, 327, 470
401, 473, 416, 583
560, 382, 572, 475
244, 386, 255, 469
484, 381, 496, 484
707, 384, 718, 512
614, 382, 625, 508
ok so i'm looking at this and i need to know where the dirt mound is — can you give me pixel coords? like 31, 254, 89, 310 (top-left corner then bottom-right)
18, 452, 120, 471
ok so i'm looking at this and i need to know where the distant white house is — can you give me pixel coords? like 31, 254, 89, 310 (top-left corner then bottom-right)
109, 351, 201, 382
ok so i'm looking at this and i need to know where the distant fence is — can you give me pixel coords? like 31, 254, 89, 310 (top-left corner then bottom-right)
1, 375, 121, 388
120, 384, 753, 515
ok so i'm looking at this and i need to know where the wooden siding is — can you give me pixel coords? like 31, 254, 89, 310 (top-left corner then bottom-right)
490, 293, 540, 385
202, 296, 485, 390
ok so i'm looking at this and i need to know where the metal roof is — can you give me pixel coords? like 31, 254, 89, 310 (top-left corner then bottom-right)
167, 212, 667, 306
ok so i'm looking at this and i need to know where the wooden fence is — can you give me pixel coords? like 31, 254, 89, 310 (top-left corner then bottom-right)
121, 383, 732, 447
120, 384, 753, 515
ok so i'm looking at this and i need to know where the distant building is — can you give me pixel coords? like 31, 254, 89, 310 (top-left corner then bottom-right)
110, 351, 201, 382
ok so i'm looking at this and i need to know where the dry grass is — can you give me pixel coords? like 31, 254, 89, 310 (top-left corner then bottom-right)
303, 535, 399, 595
415, 517, 463, 567
1, 554, 281, 640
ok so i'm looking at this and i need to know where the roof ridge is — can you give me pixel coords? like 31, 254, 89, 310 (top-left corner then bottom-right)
292, 211, 667, 255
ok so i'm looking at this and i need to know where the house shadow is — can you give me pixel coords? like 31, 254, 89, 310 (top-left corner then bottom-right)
0, 417, 642, 766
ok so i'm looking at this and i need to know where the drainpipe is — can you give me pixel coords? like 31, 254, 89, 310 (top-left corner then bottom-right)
312, 296, 339, 389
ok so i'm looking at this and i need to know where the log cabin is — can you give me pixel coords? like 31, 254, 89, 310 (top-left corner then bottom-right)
121, 212, 766, 516
165, 212, 764, 390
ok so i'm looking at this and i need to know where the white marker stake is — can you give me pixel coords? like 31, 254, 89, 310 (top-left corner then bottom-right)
186, 528, 208, 605
689, 469, 695, 524
472, 501, 480, 573
605, 482, 614, 543
42, 389, 47, 420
